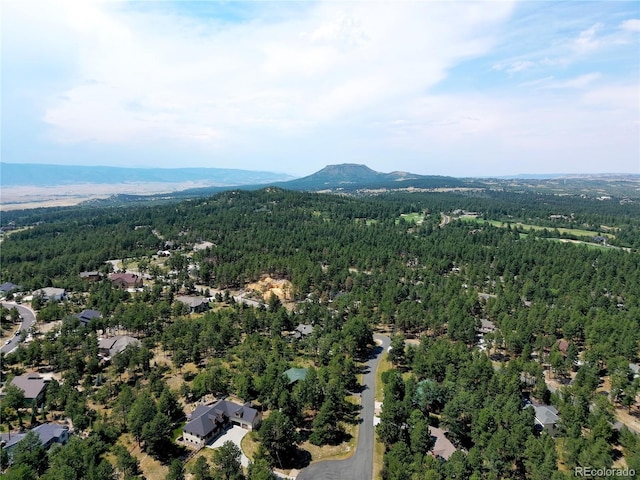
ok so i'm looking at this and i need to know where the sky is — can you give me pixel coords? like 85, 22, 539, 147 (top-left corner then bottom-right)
2, 0, 639, 178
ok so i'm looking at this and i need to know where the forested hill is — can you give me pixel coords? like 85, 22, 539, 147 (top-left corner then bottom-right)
1, 187, 640, 479
272, 163, 463, 191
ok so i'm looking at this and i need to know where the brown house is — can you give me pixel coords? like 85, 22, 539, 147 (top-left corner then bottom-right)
109, 273, 143, 289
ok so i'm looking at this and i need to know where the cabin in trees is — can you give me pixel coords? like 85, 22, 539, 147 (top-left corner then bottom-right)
430, 426, 457, 460
182, 400, 261, 448
528, 403, 560, 436
98, 335, 140, 358
1, 423, 70, 460
108, 273, 143, 289
3, 374, 49, 407
291, 323, 314, 340
283, 367, 308, 386
73, 309, 102, 327
79, 271, 102, 281
175, 296, 209, 314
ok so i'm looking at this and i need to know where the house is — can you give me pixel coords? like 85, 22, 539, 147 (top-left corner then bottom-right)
32, 287, 66, 302
430, 426, 457, 460
175, 296, 209, 314
629, 363, 640, 379
73, 309, 102, 327
79, 271, 102, 281
1, 423, 70, 459
182, 400, 261, 448
4, 374, 49, 407
0, 282, 20, 294
283, 367, 308, 386
527, 403, 560, 436
291, 324, 314, 340
557, 339, 569, 356
109, 273, 143, 289
98, 335, 140, 357
478, 319, 496, 334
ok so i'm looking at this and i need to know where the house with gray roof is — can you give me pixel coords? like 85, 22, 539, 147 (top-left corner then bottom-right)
1, 423, 69, 460
182, 400, 260, 448
291, 323, 314, 340
79, 271, 102, 281
73, 309, 102, 327
175, 296, 209, 313
4, 374, 49, 407
32, 287, 66, 302
527, 402, 560, 436
0, 282, 20, 294
98, 335, 140, 358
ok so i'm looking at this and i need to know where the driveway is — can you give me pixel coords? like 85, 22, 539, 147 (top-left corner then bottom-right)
297, 334, 390, 480
1, 302, 36, 354
207, 425, 251, 467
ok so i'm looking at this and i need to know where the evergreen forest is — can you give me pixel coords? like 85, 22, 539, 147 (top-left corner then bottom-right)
0, 187, 639, 480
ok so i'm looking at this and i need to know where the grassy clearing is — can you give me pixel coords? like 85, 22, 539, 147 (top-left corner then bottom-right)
375, 352, 392, 402
461, 217, 615, 239
397, 213, 424, 224
119, 433, 168, 480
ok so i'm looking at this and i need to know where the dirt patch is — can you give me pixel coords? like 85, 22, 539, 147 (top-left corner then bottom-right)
246, 276, 293, 303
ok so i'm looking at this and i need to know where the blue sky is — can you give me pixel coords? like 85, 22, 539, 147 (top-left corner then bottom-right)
2, 0, 639, 177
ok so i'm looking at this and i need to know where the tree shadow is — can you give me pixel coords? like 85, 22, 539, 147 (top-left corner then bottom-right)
276, 446, 312, 470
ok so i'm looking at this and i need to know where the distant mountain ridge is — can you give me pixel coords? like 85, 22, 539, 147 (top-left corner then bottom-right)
0, 163, 294, 187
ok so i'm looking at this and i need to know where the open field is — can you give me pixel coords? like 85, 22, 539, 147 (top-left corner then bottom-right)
0, 182, 213, 211
398, 212, 425, 224
461, 216, 615, 239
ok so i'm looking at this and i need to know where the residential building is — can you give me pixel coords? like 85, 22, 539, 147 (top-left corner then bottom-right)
4, 374, 49, 407
73, 309, 102, 327
109, 273, 143, 289
32, 287, 66, 302
291, 323, 314, 340
175, 296, 209, 313
430, 427, 457, 460
283, 367, 308, 386
98, 335, 141, 357
79, 271, 102, 281
0, 282, 20, 294
182, 400, 261, 448
1, 423, 70, 459
527, 403, 560, 436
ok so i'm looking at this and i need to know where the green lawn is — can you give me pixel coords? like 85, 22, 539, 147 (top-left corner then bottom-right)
397, 212, 425, 224
461, 217, 615, 239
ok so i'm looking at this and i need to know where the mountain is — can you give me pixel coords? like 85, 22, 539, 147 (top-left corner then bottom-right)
276, 163, 462, 191
0, 163, 294, 187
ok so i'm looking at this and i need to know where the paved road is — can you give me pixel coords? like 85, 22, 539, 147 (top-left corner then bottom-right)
1, 302, 36, 354
298, 334, 390, 480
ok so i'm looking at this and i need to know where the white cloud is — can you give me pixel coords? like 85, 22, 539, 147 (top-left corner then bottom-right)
4, 0, 515, 148
2, 1, 638, 175
540, 73, 602, 89
492, 60, 537, 74
620, 19, 640, 32
573, 23, 603, 54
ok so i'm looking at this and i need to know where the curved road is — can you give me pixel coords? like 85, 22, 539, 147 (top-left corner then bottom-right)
298, 334, 390, 480
1, 302, 36, 354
